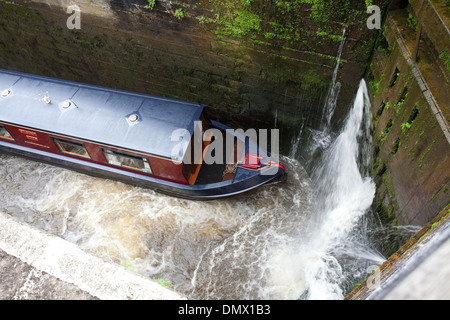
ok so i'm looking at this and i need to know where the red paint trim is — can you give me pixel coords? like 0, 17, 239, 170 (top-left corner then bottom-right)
264, 161, 285, 172
0, 121, 189, 184
19, 129, 37, 136
26, 135, 39, 141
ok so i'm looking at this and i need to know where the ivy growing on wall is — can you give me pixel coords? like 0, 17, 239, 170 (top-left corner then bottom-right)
199, 0, 367, 43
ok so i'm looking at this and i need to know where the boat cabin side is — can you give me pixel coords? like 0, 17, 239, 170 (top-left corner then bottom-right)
0, 112, 242, 186
0, 121, 189, 185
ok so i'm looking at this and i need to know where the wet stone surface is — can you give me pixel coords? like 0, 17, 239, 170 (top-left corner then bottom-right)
0, 249, 97, 300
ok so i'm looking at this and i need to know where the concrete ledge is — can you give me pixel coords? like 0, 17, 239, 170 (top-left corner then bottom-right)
382, 225, 450, 300
0, 211, 186, 300
0, 248, 97, 299
346, 205, 450, 300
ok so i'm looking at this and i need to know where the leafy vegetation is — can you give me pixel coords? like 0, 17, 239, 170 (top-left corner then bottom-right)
406, 5, 418, 31
145, 0, 156, 10
122, 261, 133, 268
206, 0, 261, 38
391, 138, 401, 155
418, 139, 437, 168
198, 0, 366, 43
174, 8, 185, 20
380, 118, 393, 143
439, 48, 450, 73
389, 68, 400, 87
395, 87, 408, 115
401, 121, 411, 132
154, 278, 170, 286
401, 105, 419, 134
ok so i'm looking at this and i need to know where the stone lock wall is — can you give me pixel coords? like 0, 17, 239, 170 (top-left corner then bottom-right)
0, 0, 379, 153
368, 0, 449, 226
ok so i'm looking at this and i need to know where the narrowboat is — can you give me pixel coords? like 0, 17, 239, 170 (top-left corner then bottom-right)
0, 69, 286, 200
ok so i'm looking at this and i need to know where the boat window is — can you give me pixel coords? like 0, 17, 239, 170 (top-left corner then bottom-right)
53, 138, 91, 159
0, 125, 14, 141
102, 149, 152, 174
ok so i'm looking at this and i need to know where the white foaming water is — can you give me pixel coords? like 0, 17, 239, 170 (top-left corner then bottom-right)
0, 152, 315, 299
0, 80, 385, 299
310, 80, 384, 298
268, 80, 384, 300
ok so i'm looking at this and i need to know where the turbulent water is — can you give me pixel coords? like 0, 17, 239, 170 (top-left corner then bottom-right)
306, 80, 385, 298
0, 80, 389, 300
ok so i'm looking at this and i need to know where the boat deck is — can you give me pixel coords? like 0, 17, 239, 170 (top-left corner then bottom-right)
195, 132, 243, 185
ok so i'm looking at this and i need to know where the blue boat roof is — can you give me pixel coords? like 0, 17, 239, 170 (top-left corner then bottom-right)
0, 69, 204, 161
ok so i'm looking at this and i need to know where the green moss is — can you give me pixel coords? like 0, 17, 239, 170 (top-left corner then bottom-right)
297, 0, 333, 22
144, 0, 156, 10
300, 68, 327, 91
419, 204, 450, 242
380, 118, 393, 143
203, 0, 367, 45
439, 48, 450, 73
372, 172, 399, 228
369, 78, 381, 97
395, 87, 408, 115
207, 0, 262, 39
174, 8, 185, 20
0, 0, 17, 5
418, 138, 437, 168
154, 278, 170, 286
220, 9, 261, 38
391, 138, 401, 155
406, 5, 418, 31
382, 173, 394, 198
316, 28, 346, 42
372, 156, 387, 177
401, 105, 419, 134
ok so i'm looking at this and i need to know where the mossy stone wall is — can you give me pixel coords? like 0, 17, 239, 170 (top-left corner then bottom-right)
368, 0, 449, 226
0, 0, 379, 154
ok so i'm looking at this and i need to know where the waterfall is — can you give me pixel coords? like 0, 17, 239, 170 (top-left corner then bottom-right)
313, 79, 374, 212
293, 28, 346, 161
274, 80, 384, 300
288, 123, 304, 159
307, 79, 382, 299
321, 28, 346, 130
